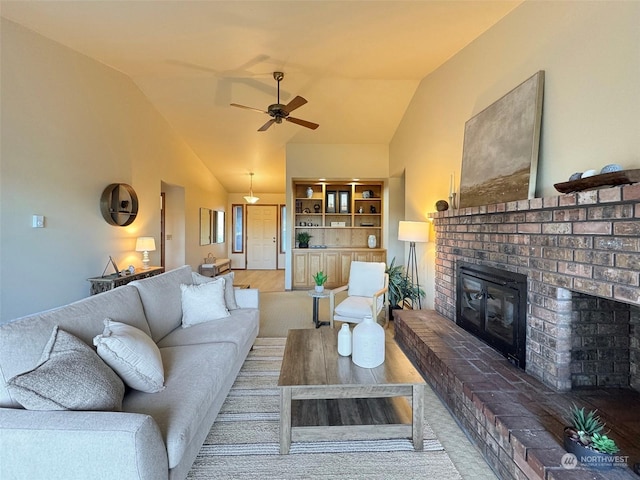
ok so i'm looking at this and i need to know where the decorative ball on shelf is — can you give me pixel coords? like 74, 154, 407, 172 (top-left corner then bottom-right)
568, 172, 582, 181
581, 169, 598, 178
435, 200, 449, 211
600, 164, 623, 174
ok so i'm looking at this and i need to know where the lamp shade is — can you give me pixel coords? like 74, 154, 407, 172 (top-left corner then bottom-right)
135, 237, 156, 252
244, 172, 259, 204
398, 221, 429, 243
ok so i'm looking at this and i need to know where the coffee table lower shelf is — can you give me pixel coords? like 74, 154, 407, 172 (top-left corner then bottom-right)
279, 385, 424, 454
277, 328, 426, 455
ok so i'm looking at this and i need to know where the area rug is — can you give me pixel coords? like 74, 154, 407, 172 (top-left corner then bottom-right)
187, 338, 463, 479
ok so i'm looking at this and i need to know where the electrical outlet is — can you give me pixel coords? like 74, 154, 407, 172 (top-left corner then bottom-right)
32, 215, 44, 228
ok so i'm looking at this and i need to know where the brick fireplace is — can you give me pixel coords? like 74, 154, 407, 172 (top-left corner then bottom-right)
432, 183, 640, 392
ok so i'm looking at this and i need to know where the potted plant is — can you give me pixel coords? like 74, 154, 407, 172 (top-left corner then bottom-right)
312, 271, 328, 293
296, 231, 312, 248
563, 404, 620, 469
386, 257, 424, 319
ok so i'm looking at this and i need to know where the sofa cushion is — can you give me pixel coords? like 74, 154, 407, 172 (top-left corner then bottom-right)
192, 271, 238, 310
129, 265, 193, 342
158, 308, 259, 349
6, 326, 125, 411
123, 343, 239, 469
93, 319, 165, 393
180, 280, 230, 327
0, 285, 148, 408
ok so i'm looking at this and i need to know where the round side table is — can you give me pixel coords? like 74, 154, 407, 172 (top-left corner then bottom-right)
307, 290, 330, 328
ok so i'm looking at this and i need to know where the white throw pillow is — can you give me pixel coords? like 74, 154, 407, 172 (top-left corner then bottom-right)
93, 319, 165, 393
6, 326, 125, 411
191, 271, 238, 310
181, 279, 230, 327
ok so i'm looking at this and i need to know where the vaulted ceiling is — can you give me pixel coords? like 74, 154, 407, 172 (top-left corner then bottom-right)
1, 1, 521, 194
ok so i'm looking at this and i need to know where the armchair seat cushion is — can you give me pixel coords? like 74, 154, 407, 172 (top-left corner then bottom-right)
334, 296, 374, 319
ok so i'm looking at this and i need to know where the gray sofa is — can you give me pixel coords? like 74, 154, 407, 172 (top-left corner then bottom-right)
0, 265, 260, 480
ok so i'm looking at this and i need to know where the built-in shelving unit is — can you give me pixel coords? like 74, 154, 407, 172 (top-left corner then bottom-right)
292, 180, 385, 289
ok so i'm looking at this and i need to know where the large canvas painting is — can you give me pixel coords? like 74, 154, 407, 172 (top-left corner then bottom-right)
459, 71, 544, 208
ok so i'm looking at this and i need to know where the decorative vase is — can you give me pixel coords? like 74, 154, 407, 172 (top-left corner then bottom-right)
337, 324, 352, 356
367, 235, 377, 249
352, 315, 385, 368
315, 285, 324, 293
306, 187, 313, 198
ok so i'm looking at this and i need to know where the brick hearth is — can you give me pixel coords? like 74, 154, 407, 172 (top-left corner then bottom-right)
394, 309, 639, 480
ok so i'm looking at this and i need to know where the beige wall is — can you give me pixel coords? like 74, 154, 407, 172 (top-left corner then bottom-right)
0, 20, 228, 321
285, 143, 390, 289
390, 1, 640, 309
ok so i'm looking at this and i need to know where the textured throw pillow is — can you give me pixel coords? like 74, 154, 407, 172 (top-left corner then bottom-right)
93, 319, 165, 393
6, 326, 124, 411
191, 271, 238, 310
181, 278, 230, 327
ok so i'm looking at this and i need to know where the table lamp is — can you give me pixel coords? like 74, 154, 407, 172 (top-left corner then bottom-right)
135, 237, 156, 270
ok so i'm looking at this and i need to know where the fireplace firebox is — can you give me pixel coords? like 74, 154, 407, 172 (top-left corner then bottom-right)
456, 262, 527, 369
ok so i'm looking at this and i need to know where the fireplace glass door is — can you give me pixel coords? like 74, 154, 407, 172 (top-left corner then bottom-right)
457, 262, 527, 369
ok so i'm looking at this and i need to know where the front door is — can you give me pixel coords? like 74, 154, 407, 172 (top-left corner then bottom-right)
246, 205, 277, 269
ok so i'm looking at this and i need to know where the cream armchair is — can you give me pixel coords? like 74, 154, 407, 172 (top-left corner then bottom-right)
329, 261, 389, 328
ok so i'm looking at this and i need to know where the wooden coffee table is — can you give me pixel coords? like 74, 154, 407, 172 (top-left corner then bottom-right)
277, 328, 426, 454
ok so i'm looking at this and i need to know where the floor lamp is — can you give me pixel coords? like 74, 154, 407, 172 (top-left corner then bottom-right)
398, 221, 429, 309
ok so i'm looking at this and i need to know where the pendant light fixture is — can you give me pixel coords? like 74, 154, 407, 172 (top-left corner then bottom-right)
244, 172, 259, 204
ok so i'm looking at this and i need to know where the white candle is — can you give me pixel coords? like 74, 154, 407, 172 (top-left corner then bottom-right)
449, 173, 454, 196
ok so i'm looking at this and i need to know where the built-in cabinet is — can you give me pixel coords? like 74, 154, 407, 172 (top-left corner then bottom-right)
292, 180, 386, 289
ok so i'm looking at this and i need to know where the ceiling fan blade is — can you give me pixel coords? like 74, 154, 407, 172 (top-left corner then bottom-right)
258, 119, 277, 131
230, 103, 267, 114
286, 117, 319, 130
283, 96, 307, 114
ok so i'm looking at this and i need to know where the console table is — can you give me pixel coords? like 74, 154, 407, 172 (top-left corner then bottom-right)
198, 258, 231, 277
87, 266, 164, 295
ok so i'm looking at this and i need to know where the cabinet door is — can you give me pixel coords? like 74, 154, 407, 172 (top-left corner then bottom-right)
308, 252, 323, 286
339, 252, 353, 285
292, 252, 309, 288
370, 251, 387, 263
353, 251, 370, 262
323, 252, 340, 288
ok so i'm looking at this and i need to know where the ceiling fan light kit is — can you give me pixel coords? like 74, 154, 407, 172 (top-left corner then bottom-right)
231, 72, 319, 132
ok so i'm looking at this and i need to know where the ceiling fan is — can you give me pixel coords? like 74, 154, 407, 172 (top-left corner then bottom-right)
231, 72, 319, 132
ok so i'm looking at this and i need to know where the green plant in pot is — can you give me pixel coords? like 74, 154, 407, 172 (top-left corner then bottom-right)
312, 271, 328, 293
296, 231, 312, 248
564, 404, 620, 469
386, 257, 424, 319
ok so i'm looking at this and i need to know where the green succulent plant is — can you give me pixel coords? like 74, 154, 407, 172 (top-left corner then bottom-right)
569, 403, 604, 437
312, 271, 328, 286
566, 404, 621, 455
590, 433, 619, 455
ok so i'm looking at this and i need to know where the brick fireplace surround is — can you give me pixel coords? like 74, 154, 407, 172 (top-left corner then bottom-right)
394, 182, 640, 480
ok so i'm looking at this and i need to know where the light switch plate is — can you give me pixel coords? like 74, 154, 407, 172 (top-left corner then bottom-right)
32, 215, 44, 228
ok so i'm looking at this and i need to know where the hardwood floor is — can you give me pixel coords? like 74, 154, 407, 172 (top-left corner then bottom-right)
232, 269, 285, 292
